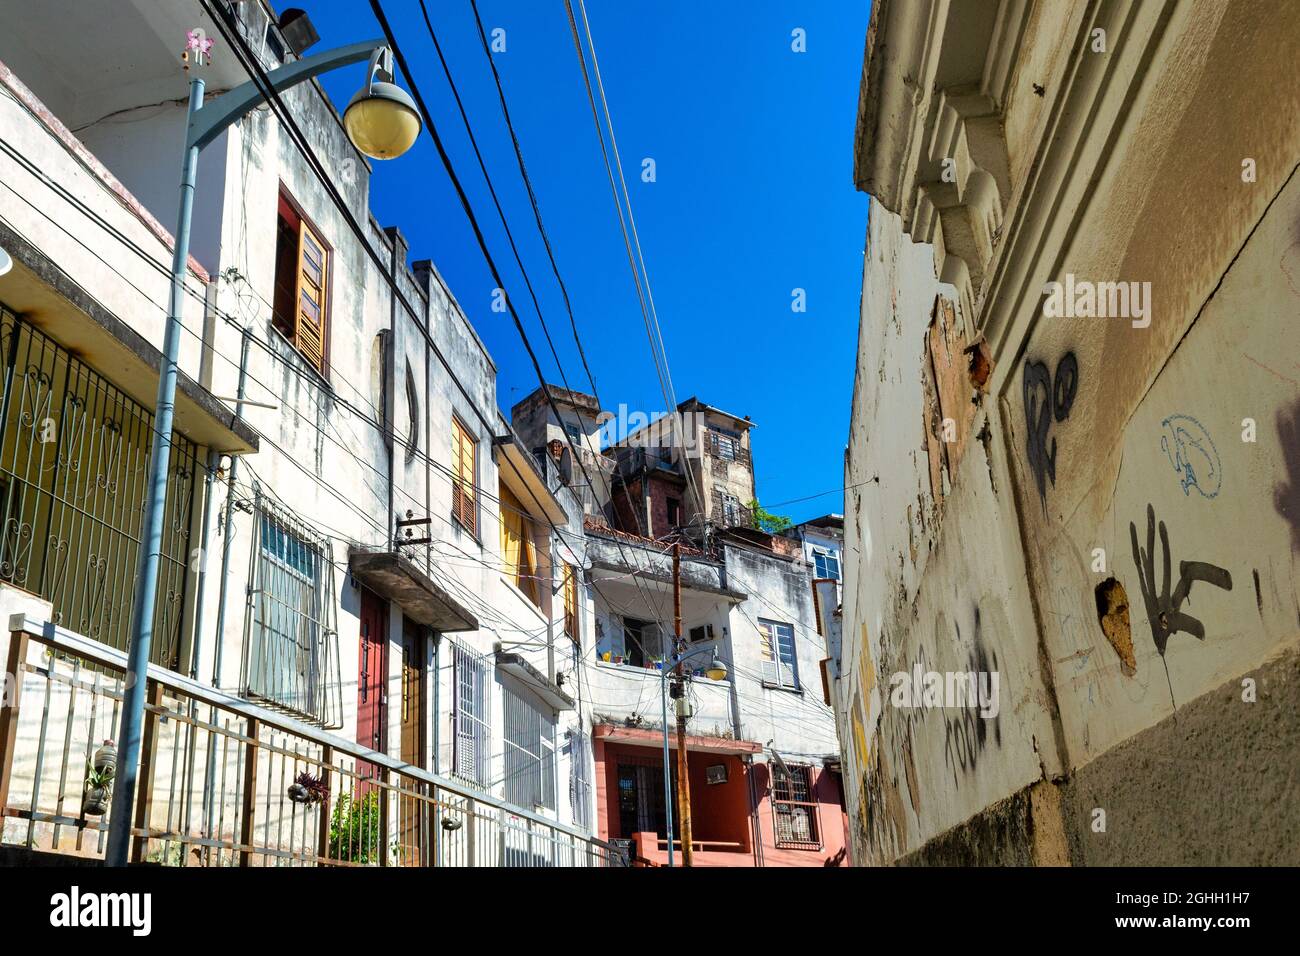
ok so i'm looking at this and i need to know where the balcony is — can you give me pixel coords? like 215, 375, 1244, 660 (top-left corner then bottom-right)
0, 615, 627, 867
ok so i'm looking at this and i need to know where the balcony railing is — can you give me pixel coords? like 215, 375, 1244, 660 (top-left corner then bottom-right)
0, 615, 627, 867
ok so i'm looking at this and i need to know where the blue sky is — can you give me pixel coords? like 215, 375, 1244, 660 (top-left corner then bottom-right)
311, 1, 871, 523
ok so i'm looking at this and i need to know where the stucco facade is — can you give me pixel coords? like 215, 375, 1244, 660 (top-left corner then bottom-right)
838, 0, 1300, 865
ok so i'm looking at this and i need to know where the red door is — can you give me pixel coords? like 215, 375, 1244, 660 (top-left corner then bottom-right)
357, 589, 389, 784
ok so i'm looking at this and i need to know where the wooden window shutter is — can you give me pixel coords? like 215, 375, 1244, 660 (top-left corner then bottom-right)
295, 220, 328, 373
452, 418, 476, 533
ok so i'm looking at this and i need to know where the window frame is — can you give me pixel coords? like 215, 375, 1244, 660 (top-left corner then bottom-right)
757, 618, 800, 691
770, 763, 821, 850
503, 682, 557, 812
563, 563, 580, 644
813, 547, 840, 581
271, 187, 331, 378
451, 415, 478, 536
451, 641, 492, 789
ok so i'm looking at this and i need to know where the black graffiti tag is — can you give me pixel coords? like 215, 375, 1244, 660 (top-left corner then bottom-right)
1023, 352, 1078, 506
1129, 503, 1233, 656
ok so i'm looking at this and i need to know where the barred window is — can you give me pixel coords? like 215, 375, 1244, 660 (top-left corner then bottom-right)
569, 728, 592, 830
243, 499, 341, 727
503, 684, 556, 811
452, 642, 491, 788
772, 763, 821, 849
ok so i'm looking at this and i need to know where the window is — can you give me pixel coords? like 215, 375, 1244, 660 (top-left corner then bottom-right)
563, 420, 583, 444
771, 763, 820, 849
503, 685, 556, 811
563, 563, 580, 643
499, 485, 540, 607
452, 416, 477, 535
712, 430, 737, 461
666, 497, 681, 528
569, 729, 593, 830
813, 548, 840, 581
244, 500, 342, 727
452, 642, 491, 788
719, 489, 742, 526
758, 618, 799, 690
272, 191, 329, 375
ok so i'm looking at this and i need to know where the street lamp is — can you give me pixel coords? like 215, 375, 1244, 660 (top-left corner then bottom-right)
658, 645, 728, 867
343, 47, 422, 159
105, 34, 418, 867
0, 245, 12, 277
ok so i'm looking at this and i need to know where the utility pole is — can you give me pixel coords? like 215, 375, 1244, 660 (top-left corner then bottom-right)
672, 542, 694, 867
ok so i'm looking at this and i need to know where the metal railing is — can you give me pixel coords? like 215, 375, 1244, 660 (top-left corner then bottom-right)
0, 615, 628, 867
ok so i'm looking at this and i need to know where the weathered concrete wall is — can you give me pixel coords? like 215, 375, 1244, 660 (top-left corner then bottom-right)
840, 0, 1300, 865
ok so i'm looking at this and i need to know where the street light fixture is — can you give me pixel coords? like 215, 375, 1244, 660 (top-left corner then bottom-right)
343, 47, 422, 160
0, 246, 12, 277
105, 34, 417, 868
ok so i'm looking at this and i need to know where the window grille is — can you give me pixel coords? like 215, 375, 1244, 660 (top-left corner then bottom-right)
568, 728, 592, 830
452, 641, 492, 788
503, 683, 556, 811
771, 763, 821, 849
241, 493, 342, 727
0, 307, 197, 669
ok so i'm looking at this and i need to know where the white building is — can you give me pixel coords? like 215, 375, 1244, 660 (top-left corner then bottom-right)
0, 0, 614, 867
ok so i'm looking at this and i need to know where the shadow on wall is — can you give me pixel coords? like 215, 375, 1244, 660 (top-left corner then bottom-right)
1275, 397, 1300, 553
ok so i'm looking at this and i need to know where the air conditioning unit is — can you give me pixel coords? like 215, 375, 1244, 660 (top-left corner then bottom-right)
688, 624, 715, 643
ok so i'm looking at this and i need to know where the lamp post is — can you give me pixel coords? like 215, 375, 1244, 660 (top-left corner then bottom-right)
104, 34, 419, 867
658, 644, 727, 867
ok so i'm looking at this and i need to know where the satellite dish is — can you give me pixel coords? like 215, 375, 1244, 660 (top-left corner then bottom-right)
0, 246, 12, 277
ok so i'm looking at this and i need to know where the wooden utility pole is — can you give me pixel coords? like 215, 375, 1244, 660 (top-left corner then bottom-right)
672, 542, 694, 866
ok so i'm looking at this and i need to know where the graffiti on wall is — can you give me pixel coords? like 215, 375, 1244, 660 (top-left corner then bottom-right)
1023, 352, 1079, 506
1160, 414, 1222, 499
1129, 503, 1233, 656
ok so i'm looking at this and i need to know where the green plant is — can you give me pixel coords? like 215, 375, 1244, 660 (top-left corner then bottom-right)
746, 498, 793, 534
328, 791, 382, 864
85, 763, 114, 791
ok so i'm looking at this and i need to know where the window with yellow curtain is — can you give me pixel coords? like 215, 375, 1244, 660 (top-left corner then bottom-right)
499, 485, 540, 607
563, 564, 579, 643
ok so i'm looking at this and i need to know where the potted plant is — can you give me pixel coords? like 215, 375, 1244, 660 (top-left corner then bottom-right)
92, 739, 116, 777
287, 770, 329, 806
82, 762, 114, 816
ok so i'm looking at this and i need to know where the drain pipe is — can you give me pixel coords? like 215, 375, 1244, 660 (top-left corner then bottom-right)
201, 326, 250, 850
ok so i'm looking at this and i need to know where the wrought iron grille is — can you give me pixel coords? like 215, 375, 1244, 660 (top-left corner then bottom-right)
568, 728, 592, 831
241, 490, 342, 728
452, 641, 491, 789
0, 306, 197, 669
503, 683, 555, 812
771, 763, 821, 849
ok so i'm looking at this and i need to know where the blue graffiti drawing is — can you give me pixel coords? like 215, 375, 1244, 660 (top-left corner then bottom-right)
1160, 414, 1221, 499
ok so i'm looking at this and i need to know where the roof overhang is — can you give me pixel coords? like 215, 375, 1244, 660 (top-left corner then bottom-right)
0, 220, 258, 454
593, 723, 761, 756
496, 431, 568, 526
349, 549, 478, 632
494, 649, 575, 711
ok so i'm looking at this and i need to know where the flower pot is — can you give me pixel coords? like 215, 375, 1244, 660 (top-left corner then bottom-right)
82, 787, 110, 816
92, 741, 117, 777
288, 783, 311, 804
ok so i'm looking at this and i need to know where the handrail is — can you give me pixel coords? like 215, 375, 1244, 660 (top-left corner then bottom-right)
7, 614, 615, 852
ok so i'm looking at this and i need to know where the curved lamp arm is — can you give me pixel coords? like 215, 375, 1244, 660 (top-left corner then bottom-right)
188, 38, 386, 151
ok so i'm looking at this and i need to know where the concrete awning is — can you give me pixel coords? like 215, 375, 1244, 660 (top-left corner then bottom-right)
593, 723, 761, 756
349, 550, 478, 632
494, 649, 575, 711
0, 220, 258, 454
